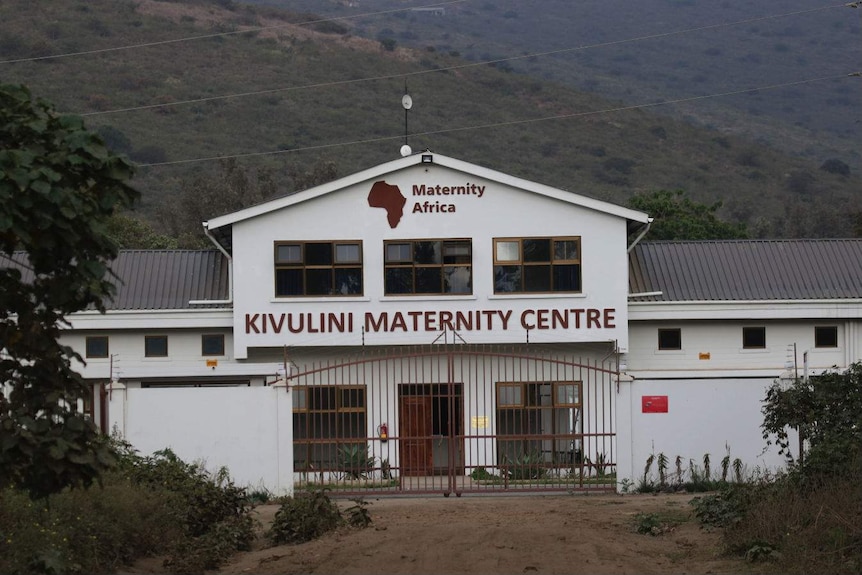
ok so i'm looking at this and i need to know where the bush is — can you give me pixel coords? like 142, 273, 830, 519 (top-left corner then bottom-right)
336, 444, 375, 479
689, 483, 756, 529
0, 476, 182, 575
820, 158, 850, 176
120, 448, 252, 540
266, 489, 343, 545
691, 364, 862, 574
0, 441, 257, 575
714, 467, 862, 573
762, 362, 862, 476
633, 510, 687, 536
502, 451, 547, 480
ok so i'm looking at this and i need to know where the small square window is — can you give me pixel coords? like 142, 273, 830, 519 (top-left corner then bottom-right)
275, 244, 301, 263
385, 243, 411, 262
554, 240, 579, 261
202, 334, 225, 356
658, 328, 682, 350
742, 327, 766, 349
495, 241, 520, 262
497, 384, 523, 407
814, 326, 838, 348
86, 336, 109, 358
554, 383, 581, 407
335, 243, 360, 263
145, 335, 168, 357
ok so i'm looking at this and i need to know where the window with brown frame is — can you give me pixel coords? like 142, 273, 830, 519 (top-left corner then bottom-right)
85, 336, 109, 358
493, 237, 581, 294
742, 326, 766, 349
292, 385, 368, 471
201, 334, 225, 356
384, 239, 472, 295
814, 326, 838, 348
144, 335, 168, 357
274, 241, 362, 297
658, 328, 682, 351
496, 381, 583, 468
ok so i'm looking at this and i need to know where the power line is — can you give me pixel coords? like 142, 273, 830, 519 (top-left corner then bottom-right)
79, 3, 849, 117
137, 72, 859, 168
0, 0, 467, 65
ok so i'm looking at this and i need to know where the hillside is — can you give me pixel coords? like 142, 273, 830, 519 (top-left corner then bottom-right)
0, 0, 859, 238
261, 0, 862, 174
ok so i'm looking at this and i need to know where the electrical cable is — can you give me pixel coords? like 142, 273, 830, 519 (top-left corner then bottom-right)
0, 0, 467, 65
78, 3, 849, 117
136, 71, 860, 167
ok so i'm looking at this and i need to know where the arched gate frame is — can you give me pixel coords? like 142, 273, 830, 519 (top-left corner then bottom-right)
287, 343, 619, 496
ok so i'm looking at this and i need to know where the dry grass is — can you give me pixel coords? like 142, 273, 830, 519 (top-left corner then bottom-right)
724, 471, 862, 574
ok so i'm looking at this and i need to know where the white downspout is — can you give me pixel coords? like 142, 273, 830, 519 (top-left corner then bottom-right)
188, 223, 233, 305
627, 218, 653, 253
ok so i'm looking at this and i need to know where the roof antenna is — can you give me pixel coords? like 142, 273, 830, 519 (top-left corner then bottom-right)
400, 81, 413, 157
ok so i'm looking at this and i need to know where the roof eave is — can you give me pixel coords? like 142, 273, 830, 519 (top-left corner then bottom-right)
204, 152, 650, 231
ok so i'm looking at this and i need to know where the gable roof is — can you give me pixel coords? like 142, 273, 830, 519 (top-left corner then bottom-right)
629, 239, 862, 302
7, 240, 860, 313
203, 152, 650, 253
4, 250, 229, 311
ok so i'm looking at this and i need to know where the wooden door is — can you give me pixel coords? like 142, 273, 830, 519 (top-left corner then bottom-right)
399, 396, 433, 476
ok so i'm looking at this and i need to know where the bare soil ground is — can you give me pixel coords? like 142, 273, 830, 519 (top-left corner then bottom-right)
131, 492, 765, 575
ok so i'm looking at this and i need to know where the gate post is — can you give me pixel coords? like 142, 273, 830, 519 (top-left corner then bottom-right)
615, 372, 635, 492
106, 379, 126, 437
272, 379, 294, 497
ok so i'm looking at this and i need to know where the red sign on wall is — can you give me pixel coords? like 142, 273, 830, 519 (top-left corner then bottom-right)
642, 395, 669, 413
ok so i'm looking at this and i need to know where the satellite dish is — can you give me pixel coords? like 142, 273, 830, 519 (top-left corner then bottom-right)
401, 94, 413, 110
400, 144, 412, 157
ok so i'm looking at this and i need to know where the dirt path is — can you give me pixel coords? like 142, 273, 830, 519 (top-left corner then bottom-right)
191, 492, 762, 575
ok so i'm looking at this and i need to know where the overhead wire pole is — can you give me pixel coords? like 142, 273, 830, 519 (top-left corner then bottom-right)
400, 82, 413, 157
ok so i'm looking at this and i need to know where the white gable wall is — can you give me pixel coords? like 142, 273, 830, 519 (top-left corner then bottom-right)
230, 162, 632, 356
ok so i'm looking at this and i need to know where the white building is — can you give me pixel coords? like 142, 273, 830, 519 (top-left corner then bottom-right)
18, 152, 862, 495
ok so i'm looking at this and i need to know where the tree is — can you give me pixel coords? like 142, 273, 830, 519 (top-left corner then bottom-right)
289, 158, 337, 193
762, 362, 862, 476
161, 157, 337, 248
627, 189, 748, 240
0, 83, 138, 499
160, 158, 279, 248
105, 212, 178, 249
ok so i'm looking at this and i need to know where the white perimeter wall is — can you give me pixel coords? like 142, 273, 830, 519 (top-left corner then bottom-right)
109, 385, 294, 495
616, 377, 796, 488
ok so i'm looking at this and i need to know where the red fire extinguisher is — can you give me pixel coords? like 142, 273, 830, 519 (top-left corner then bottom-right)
378, 422, 388, 443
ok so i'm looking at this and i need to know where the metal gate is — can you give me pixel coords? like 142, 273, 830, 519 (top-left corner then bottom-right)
288, 344, 618, 496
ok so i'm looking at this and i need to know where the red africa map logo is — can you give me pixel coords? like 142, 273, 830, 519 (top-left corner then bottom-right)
367, 180, 406, 228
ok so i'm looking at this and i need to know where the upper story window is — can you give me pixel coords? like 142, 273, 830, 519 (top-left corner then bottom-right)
274, 241, 362, 297
85, 336, 109, 358
145, 335, 168, 358
201, 334, 225, 356
384, 239, 472, 295
493, 237, 581, 294
742, 326, 766, 349
814, 326, 838, 348
658, 328, 681, 350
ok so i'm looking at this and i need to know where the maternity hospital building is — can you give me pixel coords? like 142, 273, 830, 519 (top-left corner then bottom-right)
34, 152, 862, 495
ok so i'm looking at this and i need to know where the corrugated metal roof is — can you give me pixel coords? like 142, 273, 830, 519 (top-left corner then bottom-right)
3, 250, 230, 310
629, 239, 862, 302
107, 250, 229, 310
6, 240, 861, 311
